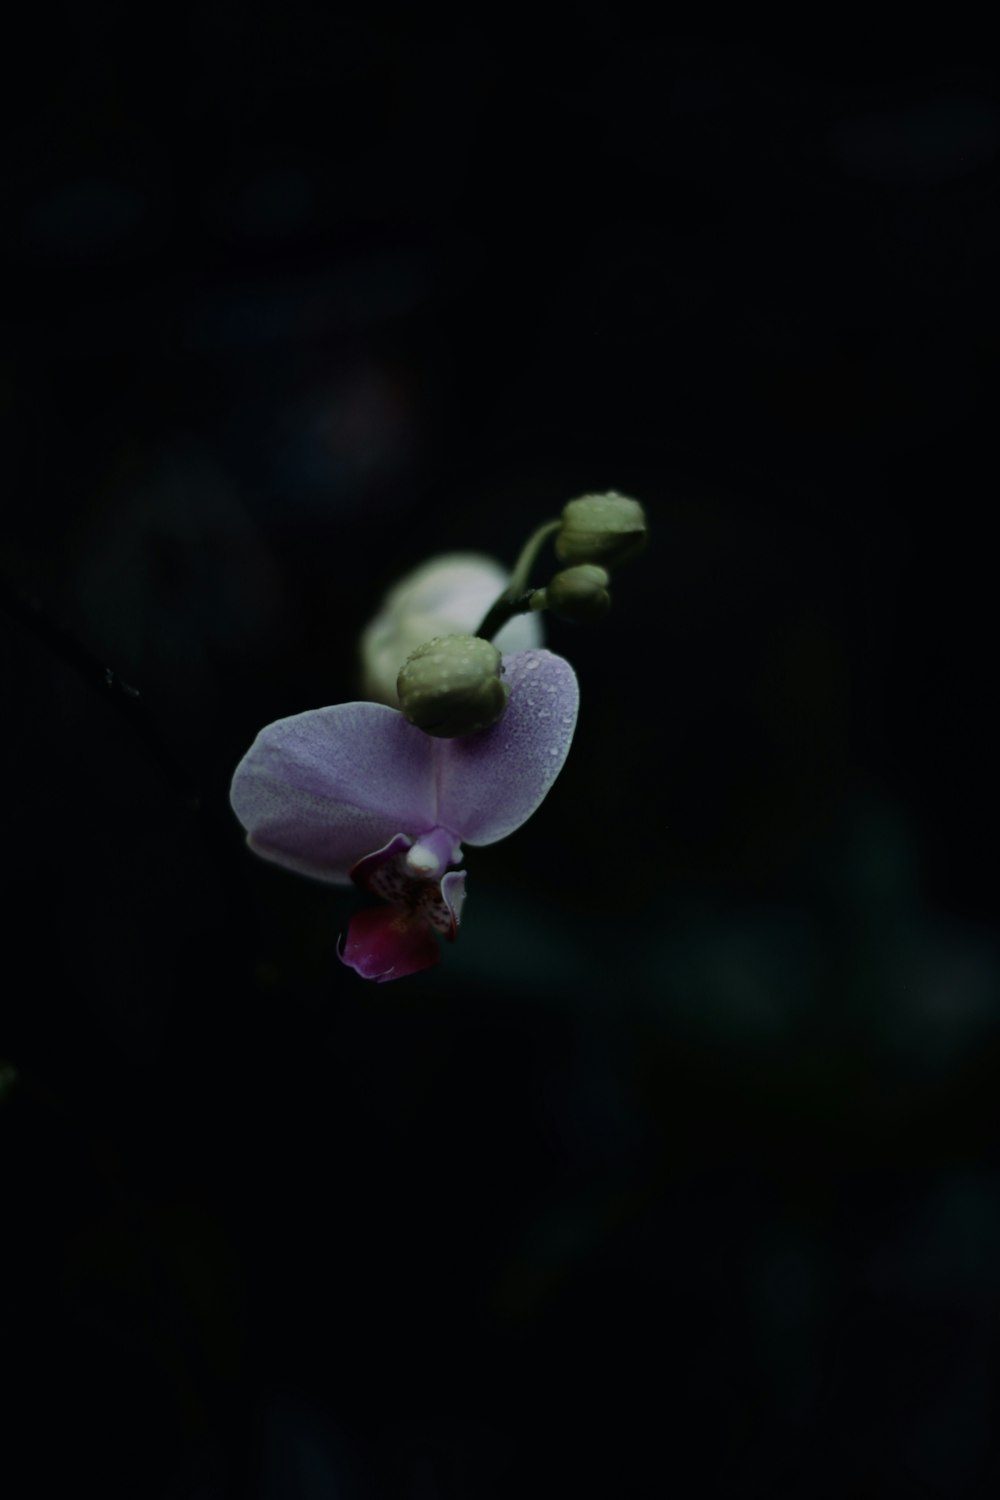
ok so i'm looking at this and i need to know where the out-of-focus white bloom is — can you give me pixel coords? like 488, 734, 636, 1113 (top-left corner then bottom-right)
360, 552, 543, 706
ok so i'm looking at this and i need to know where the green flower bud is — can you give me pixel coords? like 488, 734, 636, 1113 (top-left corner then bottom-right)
397, 634, 510, 738
542, 564, 611, 623
555, 491, 647, 570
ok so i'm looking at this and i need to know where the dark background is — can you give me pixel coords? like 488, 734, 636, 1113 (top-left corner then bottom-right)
3, 15, 1000, 1498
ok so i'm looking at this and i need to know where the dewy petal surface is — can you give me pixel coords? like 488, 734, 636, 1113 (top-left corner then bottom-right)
230, 702, 438, 883
434, 649, 579, 846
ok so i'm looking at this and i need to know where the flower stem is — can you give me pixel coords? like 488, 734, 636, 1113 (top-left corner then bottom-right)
475, 519, 560, 640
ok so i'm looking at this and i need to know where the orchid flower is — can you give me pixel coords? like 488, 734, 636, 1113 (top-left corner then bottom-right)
230, 648, 578, 982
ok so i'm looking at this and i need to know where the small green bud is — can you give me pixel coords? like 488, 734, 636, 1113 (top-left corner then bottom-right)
555, 491, 647, 570
397, 634, 510, 738
542, 564, 611, 623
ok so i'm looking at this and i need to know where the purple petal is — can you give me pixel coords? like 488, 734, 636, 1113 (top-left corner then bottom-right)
433, 649, 579, 846
230, 702, 438, 883
338, 905, 440, 982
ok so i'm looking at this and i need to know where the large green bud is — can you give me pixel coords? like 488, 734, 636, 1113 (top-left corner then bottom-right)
555, 491, 647, 571
535, 564, 611, 623
397, 634, 509, 737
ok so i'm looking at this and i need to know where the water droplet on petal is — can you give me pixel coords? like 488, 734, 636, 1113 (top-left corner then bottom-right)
525, 658, 540, 670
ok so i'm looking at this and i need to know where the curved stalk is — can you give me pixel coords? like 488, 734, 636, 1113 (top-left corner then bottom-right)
475, 519, 559, 640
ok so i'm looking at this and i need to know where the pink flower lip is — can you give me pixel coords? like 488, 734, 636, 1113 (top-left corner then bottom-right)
337, 831, 467, 981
